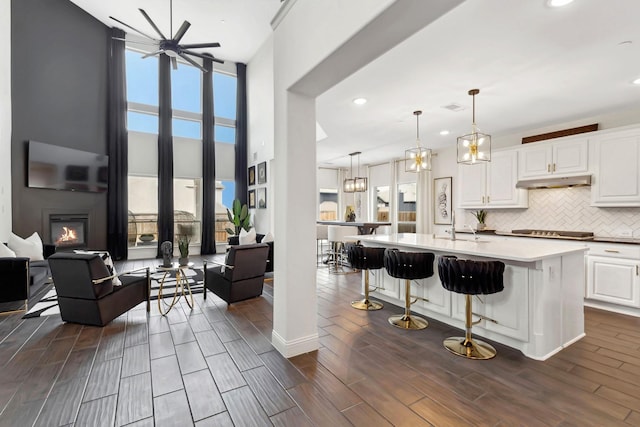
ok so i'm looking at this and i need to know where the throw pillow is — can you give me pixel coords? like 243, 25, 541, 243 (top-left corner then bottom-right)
75, 250, 122, 286
8, 232, 44, 261
239, 228, 257, 245
261, 232, 274, 243
0, 243, 16, 258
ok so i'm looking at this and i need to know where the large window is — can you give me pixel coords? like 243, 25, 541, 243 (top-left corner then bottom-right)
125, 49, 238, 252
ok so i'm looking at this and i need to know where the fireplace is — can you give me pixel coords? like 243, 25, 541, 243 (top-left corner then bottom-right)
49, 214, 89, 249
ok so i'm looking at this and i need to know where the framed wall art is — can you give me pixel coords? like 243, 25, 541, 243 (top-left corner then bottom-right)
257, 187, 267, 209
248, 189, 256, 208
434, 176, 453, 225
248, 166, 256, 186
257, 161, 267, 184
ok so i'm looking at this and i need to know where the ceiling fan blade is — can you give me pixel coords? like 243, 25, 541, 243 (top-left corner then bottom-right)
178, 53, 207, 72
179, 42, 221, 49
142, 50, 163, 59
138, 8, 167, 40
171, 57, 178, 70
182, 49, 225, 64
109, 16, 158, 41
173, 21, 191, 43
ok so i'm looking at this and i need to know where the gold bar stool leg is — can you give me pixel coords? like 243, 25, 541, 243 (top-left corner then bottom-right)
388, 279, 428, 330
444, 294, 496, 360
351, 269, 383, 310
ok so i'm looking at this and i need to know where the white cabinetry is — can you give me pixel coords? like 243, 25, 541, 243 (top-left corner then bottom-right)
518, 138, 588, 180
590, 128, 640, 206
451, 264, 529, 341
458, 150, 528, 209
586, 243, 640, 309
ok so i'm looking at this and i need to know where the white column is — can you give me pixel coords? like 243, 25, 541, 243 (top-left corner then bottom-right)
271, 91, 319, 357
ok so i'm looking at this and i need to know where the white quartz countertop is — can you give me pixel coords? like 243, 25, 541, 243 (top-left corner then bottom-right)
356, 233, 588, 262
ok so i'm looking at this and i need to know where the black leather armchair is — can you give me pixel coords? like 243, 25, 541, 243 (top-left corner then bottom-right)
227, 234, 274, 272
0, 243, 56, 310
204, 243, 270, 305
48, 252, 150, 326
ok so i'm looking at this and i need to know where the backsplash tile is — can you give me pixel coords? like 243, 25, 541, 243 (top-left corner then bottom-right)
466, 187, 640, 237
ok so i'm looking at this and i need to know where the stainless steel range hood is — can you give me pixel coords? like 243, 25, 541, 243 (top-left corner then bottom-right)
515, 175, 592, 189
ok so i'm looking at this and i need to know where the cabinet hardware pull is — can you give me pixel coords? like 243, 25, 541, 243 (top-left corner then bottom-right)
547, 164, 550, 172
553, 163, 556, 172
637, 265, 639, 276
604, 249, 620, 253
482, 196, 485, 203
487, 196, 490, 203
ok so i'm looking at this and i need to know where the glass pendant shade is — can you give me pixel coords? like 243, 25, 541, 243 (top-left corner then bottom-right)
405, 110, 432, 172
343, 178, 355, 193
457, 89, 491, 165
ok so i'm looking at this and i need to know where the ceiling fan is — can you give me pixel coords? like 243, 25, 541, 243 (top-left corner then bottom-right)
109, 0, 223, 72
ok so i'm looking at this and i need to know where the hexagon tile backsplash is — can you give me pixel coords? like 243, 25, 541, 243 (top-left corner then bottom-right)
464, 187, 640, 238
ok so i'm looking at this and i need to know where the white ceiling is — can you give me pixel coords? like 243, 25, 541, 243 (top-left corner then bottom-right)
69, 0, 640, 168
316, 0, 640, 167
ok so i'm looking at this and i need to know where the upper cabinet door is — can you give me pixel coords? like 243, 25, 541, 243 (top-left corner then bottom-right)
518, 138, 588, 179
552, 139, 589, 175
518, 143, 553, 179
457, 162, 486, 208
487, 150, 528, 207
591, 129, 640, 207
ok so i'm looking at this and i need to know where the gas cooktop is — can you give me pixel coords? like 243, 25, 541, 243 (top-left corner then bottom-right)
510, 229, 594, 240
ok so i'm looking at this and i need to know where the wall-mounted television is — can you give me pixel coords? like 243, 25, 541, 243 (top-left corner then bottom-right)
28, 141, 109, 193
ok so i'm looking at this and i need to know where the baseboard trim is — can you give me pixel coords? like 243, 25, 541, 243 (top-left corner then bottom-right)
271, 330, 319, 358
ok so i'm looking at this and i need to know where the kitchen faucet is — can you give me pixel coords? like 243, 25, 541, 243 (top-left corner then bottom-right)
450, 211, 456, 241
465, 224, 478, 240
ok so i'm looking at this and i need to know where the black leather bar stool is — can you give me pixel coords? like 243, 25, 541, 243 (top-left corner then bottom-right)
438, 255, 505, 360
346, 244, 385, 310
383, 248, 435, 330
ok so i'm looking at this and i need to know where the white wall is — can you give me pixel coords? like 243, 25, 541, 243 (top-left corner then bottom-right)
247, 35, 275, 234
0, 0, 11, 240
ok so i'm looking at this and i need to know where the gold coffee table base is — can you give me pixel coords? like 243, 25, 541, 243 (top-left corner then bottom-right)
157, 262, 194, 316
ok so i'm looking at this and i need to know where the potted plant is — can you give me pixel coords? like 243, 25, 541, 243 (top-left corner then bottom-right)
225, 199, 252, 237
178, 235, 190, 266
472, 210, 487, 231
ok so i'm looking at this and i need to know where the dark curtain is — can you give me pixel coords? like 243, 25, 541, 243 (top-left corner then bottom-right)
106, 28, 129, 260
156, 53, 174, 258
201, 56, 217, 254
235, 63, 248, 205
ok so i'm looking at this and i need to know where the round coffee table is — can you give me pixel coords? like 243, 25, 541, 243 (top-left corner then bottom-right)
156, 262, 194, 315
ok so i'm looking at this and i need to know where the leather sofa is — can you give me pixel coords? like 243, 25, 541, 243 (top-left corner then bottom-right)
0, 243, 56, 308
227, 234, 273, 272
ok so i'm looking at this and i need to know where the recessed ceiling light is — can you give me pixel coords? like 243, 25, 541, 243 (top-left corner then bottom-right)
547, 0, 574, 7
633, 77, 640, 85
352, 98, 367, 105
440, 130, 450, 136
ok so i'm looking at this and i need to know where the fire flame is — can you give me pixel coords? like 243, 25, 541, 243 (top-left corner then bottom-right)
56, 226, 78, 244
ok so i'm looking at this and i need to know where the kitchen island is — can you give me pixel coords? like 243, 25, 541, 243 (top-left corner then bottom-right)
357, 233, 588, 360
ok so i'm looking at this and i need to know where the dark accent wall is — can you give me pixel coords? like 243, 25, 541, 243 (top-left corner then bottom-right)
11, 0, 109, 248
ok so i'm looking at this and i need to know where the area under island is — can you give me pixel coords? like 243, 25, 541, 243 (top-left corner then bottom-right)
356, 233, 588, 360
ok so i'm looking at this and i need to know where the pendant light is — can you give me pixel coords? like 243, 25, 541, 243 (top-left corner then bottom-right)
343, 154, 356, 193
353, 151, 368, 192
457, 89, 492, 164
405, 110, 432, 172
343, 152, 367, 193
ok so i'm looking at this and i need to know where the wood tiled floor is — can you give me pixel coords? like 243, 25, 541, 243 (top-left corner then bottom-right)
1, 256, 640, 426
